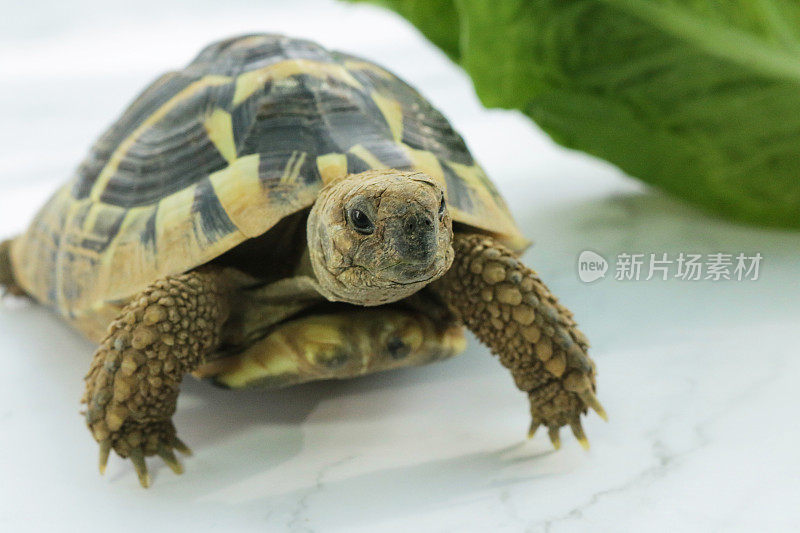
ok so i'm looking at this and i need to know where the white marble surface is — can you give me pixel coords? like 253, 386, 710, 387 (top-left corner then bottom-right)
1, 1, 799, 531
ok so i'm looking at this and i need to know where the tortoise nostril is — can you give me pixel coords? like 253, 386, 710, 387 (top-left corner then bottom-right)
404, 215, 434, 235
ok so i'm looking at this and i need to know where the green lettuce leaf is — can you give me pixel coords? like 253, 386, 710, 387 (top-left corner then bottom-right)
351, 0, 800, 228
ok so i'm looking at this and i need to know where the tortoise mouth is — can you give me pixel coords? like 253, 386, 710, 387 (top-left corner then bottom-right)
340, 251, 450, 295
384, 259, 445, 285
370, 257, 441, 284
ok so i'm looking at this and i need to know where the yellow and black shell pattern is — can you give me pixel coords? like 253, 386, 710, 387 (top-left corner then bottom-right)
11, 34, 527, 340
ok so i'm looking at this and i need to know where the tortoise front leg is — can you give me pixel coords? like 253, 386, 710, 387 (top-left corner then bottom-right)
432, 234, 606, 448
82, 268, 230, 487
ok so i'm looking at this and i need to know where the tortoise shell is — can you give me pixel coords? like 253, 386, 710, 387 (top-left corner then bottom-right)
10, 34, 527, 339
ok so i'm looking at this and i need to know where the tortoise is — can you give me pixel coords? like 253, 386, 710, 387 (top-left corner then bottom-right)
0, 34, 605, 487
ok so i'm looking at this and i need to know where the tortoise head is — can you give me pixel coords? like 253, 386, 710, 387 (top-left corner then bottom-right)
307, 169, 454, 306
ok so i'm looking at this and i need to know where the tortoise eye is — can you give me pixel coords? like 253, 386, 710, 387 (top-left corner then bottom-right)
348, 208, 374, 235
438, 196, 446, 219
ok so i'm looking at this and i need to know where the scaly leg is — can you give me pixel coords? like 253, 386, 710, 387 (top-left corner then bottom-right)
432, 234, 606, 448
82, 269, 230, 487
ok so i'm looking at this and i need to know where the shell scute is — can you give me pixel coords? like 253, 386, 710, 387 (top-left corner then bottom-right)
12, 34, 525, 337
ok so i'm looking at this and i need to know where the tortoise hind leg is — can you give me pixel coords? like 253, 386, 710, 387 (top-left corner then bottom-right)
195, 307, 466, 389
0, 239, 25, 296
82, 268, 230, 487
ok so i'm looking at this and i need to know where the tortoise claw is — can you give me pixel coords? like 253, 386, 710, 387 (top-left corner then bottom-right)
97, 438, 188, 486
98, 440, 111, 475
173, 437, 193, 456
91, 420, 190, 487
548, 426, 561, 450
570, 419, 590, 450
157, 445, 184, 475
130, 449, 151, 488
579, 389, 608, 421
529, 419, 592, 451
